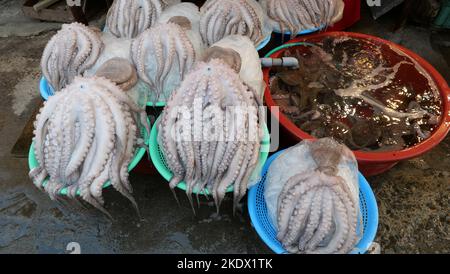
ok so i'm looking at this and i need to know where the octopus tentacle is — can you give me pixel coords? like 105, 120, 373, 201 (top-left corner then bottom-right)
65, 96, 95, 178
277, 173, 317, 240
298, 188, 324, 251
76, 92, 116, 217
31, 93, 65, 180
306, 188, 334, 251
282, 189, 316, 249
93, 86, 137, 205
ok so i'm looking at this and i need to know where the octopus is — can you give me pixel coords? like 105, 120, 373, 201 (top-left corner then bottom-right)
131, 22, 198, 103
199, 0, 267, 46
105, 0, 179, 39
29, 76, 150, 219
41, 22, 103, 92
272, 138, 360, 254
260, 0, 344, 38
158, 59, 263, 214
269, 38, 442, 151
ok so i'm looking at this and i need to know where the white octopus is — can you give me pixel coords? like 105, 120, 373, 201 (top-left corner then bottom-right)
131, 22, 198, 103
29, 76, 150, 218
199, 0, 268, 46
158, 59, 263, 214
41, 22, 103, 91
260, 0, 344, 38
105, 0, 180, 39
265, 138, 361, 254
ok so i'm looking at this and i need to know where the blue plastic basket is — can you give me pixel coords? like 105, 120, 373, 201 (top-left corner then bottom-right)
248, 150, 379, 254
256, 34, 272, 51
39, 77, 54, 100
272, 25, 324, 36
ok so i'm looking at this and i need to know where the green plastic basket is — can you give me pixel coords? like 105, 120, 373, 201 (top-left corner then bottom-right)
150, 117, 271, 195
434, 0, 450, 29
28, 118, 150, 196
146, 101, 166, 107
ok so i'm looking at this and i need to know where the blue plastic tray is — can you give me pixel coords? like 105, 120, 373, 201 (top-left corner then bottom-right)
248, 150, 379, 254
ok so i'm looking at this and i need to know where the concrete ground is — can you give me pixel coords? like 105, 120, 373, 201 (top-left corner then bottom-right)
0, 2, 448, 253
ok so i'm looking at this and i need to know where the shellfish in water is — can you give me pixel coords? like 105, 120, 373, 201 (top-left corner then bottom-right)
269, 36, 442, 151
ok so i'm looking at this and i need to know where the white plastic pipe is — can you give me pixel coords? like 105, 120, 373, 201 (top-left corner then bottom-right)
260, 57, 299, 68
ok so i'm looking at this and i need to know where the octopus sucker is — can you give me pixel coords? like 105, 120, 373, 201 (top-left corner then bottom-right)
265, 138, 361, 254
64, 97, 96, 179
159, 59, 262, 213
306, 188, 333, 251
298, 187, 324, 251
30, 76, 147, 218
31, 94, 65, 177
41, 23, 103, 92
283, 188, 316, 249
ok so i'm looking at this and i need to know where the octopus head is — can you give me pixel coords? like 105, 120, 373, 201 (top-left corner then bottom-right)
310, 138, 344, 175
200, 46, 242, 73
168, 16, 192, 30
95, 57, 138, 91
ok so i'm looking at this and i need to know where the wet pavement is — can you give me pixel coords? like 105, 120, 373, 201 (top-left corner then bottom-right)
0, 3, 449, 254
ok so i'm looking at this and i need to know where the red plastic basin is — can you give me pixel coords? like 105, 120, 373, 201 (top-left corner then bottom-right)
264, 31, 450, 177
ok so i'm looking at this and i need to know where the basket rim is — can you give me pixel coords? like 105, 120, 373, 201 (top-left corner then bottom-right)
248, 149, 379, 254
39, 76, 54, 100
28, 117, 151, 196
272, 25, 323, 36
257, 34, 272, 51
150, 116, 271, 195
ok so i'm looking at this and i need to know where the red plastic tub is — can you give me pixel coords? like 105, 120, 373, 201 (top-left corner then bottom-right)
264, 32, 450, 177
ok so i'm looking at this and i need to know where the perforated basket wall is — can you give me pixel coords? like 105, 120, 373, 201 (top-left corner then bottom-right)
248, 150, 379, 254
